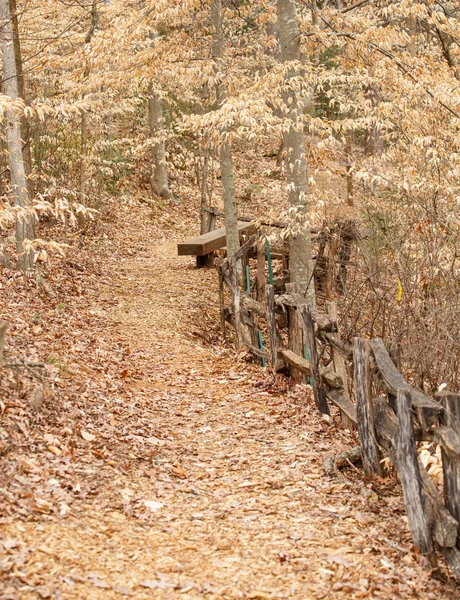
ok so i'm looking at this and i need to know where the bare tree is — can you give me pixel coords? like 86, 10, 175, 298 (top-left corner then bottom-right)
148, 82, 170, 198
79, 0, 100, 220
277, 0, 315, 305
0, 0, 35, 271
210, 0, 239, 260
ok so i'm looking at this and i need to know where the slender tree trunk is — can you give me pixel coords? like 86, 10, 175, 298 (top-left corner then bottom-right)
199, 144, 210, 234
9, 0, 32, 197
148, 83, 170, 198
277, 0, 315, 305
210, 0, 240, 259
78, 0, 100, 227
0, 0, 35, 271
79, 112, 88, 200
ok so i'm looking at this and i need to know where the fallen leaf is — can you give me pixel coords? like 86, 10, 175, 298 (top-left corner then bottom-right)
140, 577, 174, 590
144, 500, 164, 512
81, 430, 95, 442
1, 538, 19, 551
172, 464, 187, 478
354, 511, 374, 525
36, 586, 52, 599
146, 436, 165, 446
87, 572, 111, 589
115, 586, 132, 596
327, 554, 354, 567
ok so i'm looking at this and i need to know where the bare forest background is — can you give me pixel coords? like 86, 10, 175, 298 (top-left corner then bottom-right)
0, 0, 458, 393
0, 0, 459, 596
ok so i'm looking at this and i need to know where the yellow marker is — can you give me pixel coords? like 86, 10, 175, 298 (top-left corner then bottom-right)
397, 279, 403, 302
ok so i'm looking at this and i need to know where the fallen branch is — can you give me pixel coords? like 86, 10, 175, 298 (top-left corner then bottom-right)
323, 446, 361, 476
4, 361, 45, 368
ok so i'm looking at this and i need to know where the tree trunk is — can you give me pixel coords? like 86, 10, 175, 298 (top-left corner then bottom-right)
277, 0, 315, 305
148, 83, 170, 199
9, 0, 32, 197
210, 0, 240, 260
220, 140, 239, 257
78, 0, 100, 228
198, 144, 210, 234
0, 0, 35, 271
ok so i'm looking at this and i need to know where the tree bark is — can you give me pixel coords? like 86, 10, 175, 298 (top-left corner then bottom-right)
148, 83, 170, 198
79, 0, 100, 228
9, 0, 32, 196
277, 0, 315, 305
0, 0, 35, 271
211, 0, 240, 260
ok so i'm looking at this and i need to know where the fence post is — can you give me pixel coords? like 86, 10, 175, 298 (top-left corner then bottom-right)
437, 391, 460, 535
265, 284, 277, 369
229, 258, 242, 348
256, 239, 266, 303
218, 267, 226, 339
353, 338, 381, 476
300, 304, 330, 415
325, 300, 350, 399
396, 388, 436, 564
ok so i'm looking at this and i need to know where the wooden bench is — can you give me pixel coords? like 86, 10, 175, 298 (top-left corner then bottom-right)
177, 222, 256, 267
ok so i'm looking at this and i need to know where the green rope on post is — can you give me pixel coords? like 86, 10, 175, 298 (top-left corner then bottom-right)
265, 238, 273, 285
246, 264, 251, 294
258, 330, 267, 368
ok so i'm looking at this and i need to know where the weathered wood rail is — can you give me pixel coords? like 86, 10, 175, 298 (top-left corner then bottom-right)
216, 235, 460, 579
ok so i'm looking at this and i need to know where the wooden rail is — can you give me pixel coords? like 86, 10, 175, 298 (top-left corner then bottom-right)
216, 234, 460, 579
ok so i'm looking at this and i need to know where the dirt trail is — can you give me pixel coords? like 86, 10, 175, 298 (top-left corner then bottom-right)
2, 232, 457, 599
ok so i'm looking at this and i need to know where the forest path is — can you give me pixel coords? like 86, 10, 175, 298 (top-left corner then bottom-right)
3, 223, 454, 599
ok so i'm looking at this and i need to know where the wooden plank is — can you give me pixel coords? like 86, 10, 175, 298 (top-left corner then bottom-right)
326, 301, 351, 427
437, 391, 460, 534
234, 234, 257, 263
300, 305, 330, 415
244, 342, 269, 360
256, 240, 266, 303
373, 396, 458, 548
420, 460, 458, 549
177, 222, 256, 256
241, 295, 266, 318
396, 388, 436, 562
276, 293, 336, 331
326, 389, 357, 425
353, 338, 381, 476
373, 396, 398, 456
323, 332, 353, 358
265, 284, 277, 369
369, 338, 441, 428
278, 349, 343, 389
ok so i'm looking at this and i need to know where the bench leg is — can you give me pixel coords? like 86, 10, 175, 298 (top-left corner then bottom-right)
196, 253, 214, 268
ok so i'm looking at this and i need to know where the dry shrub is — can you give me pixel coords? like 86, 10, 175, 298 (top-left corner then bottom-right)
337, 200, 459, 393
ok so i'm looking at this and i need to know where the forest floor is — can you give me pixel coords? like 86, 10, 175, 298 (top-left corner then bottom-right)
1, 196, 459, 599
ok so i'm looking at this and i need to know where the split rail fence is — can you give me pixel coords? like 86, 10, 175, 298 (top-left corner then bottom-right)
217, 233, 460, 578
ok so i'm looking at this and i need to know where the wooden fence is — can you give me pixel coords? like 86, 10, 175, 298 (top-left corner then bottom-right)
217, 234, 460, 578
